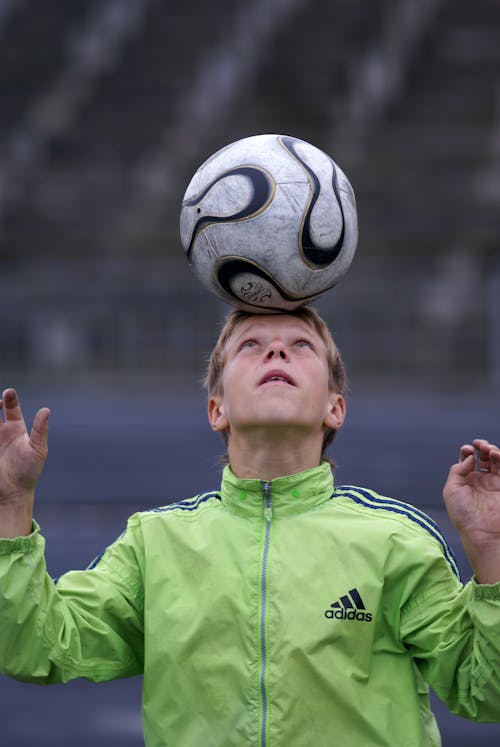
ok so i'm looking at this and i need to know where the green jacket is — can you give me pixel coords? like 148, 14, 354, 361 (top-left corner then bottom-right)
1, 462, 499, 746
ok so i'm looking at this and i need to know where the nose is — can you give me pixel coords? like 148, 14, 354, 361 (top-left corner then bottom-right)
265, 341, 288, 360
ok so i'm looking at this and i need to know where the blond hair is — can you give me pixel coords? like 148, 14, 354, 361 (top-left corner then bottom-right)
204, 306, 347, 454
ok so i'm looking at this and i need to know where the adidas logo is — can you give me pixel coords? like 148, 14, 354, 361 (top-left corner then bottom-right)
324, 588, 373, 622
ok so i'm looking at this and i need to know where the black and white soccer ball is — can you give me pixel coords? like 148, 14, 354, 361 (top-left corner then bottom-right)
179, 133, 358, 312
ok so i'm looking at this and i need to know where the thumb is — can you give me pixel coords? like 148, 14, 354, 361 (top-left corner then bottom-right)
443, 454, 474, 499
29, 407, 50, 458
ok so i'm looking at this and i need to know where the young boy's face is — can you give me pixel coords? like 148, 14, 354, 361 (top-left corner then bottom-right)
208, 314, 345, 443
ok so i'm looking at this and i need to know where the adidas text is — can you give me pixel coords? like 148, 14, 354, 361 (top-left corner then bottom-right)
324, 609, 373, 622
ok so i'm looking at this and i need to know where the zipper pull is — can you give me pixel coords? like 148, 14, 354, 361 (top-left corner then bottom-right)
261, 481, 273, 522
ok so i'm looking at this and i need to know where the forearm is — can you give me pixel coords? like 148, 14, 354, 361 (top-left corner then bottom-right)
0, 492, 34, 538
0, 525, 144, 684
0, 527, 57, 681
403, 574, 500, 722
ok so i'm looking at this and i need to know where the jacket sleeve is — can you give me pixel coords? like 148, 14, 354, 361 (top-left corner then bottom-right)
0, 518, 144, 684
399, 545, 500, 722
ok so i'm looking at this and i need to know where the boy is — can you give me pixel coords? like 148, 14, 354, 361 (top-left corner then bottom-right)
0, 306, 499, 746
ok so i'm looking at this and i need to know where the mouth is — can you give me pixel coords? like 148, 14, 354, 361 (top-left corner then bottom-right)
258, 370, 296, 387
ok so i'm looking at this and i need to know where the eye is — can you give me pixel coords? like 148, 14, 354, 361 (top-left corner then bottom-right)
239, 338, 259, 351
294, 338, 314, 350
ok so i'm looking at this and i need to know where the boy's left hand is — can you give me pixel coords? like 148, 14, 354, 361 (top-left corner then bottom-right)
443, 439, 500, 584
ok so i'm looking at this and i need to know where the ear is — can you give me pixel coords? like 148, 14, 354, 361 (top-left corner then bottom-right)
323, 393, 346, 431
208, 395, 229, 433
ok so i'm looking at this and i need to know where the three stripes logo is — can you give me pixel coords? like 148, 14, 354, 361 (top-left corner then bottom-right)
324, 587, 373, 622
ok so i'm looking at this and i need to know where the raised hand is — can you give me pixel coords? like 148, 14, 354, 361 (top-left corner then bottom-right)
443, 439, 500, 584
0, 389, 50, 537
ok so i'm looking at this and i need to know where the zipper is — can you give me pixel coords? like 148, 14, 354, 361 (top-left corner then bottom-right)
259, 480, 272, 747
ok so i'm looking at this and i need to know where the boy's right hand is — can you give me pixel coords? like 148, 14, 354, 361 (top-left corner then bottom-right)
0, 389, 50, 536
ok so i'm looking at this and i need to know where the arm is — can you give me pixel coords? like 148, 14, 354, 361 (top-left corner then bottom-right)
400, 563, 500, 721
0, 516, 145, 684
399, 442, 500, 721
0, 389, 144, 683
0, 388, 50, 537
443, 438, 500, 584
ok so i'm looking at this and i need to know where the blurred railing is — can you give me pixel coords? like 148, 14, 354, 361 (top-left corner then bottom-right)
0, 0, 155, 219
1, 255, 498, 395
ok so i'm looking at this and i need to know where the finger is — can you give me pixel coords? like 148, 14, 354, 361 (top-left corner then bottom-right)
459, 444, 475, 463
29, 408, 51, 457
453, 453, 475, 476
473, 439, 499, 470
488, 447, 500, 475
472, 438, 499, 456
1, 388, 24, 422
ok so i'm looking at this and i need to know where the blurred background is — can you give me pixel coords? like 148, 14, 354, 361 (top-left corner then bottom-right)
1, 0, 499, 744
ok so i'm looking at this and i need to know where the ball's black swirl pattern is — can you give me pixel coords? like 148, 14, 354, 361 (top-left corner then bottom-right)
281, 135, 345, 267
182, 167, 273, 261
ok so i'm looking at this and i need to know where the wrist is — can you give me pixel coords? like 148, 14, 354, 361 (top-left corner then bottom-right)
462, 536, 500, 585
0, 493, 34, 538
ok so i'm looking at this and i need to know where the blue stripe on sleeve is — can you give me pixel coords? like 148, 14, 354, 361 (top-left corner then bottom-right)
87, 492, 220, 569
335, 486, 460, 580
148, 491, 220, 513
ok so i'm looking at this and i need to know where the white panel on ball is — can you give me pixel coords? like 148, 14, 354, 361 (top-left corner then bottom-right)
180, 133, 358, 312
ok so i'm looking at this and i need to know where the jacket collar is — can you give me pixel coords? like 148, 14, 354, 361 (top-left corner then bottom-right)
219, 461, 335, 518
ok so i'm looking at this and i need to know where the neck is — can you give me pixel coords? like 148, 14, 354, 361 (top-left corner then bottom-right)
227, 428, 324, 481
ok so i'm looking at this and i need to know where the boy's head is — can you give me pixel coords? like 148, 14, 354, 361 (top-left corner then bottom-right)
204, 306, 347, 455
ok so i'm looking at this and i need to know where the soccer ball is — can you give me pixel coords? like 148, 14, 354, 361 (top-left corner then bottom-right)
179, 133, 358, 312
